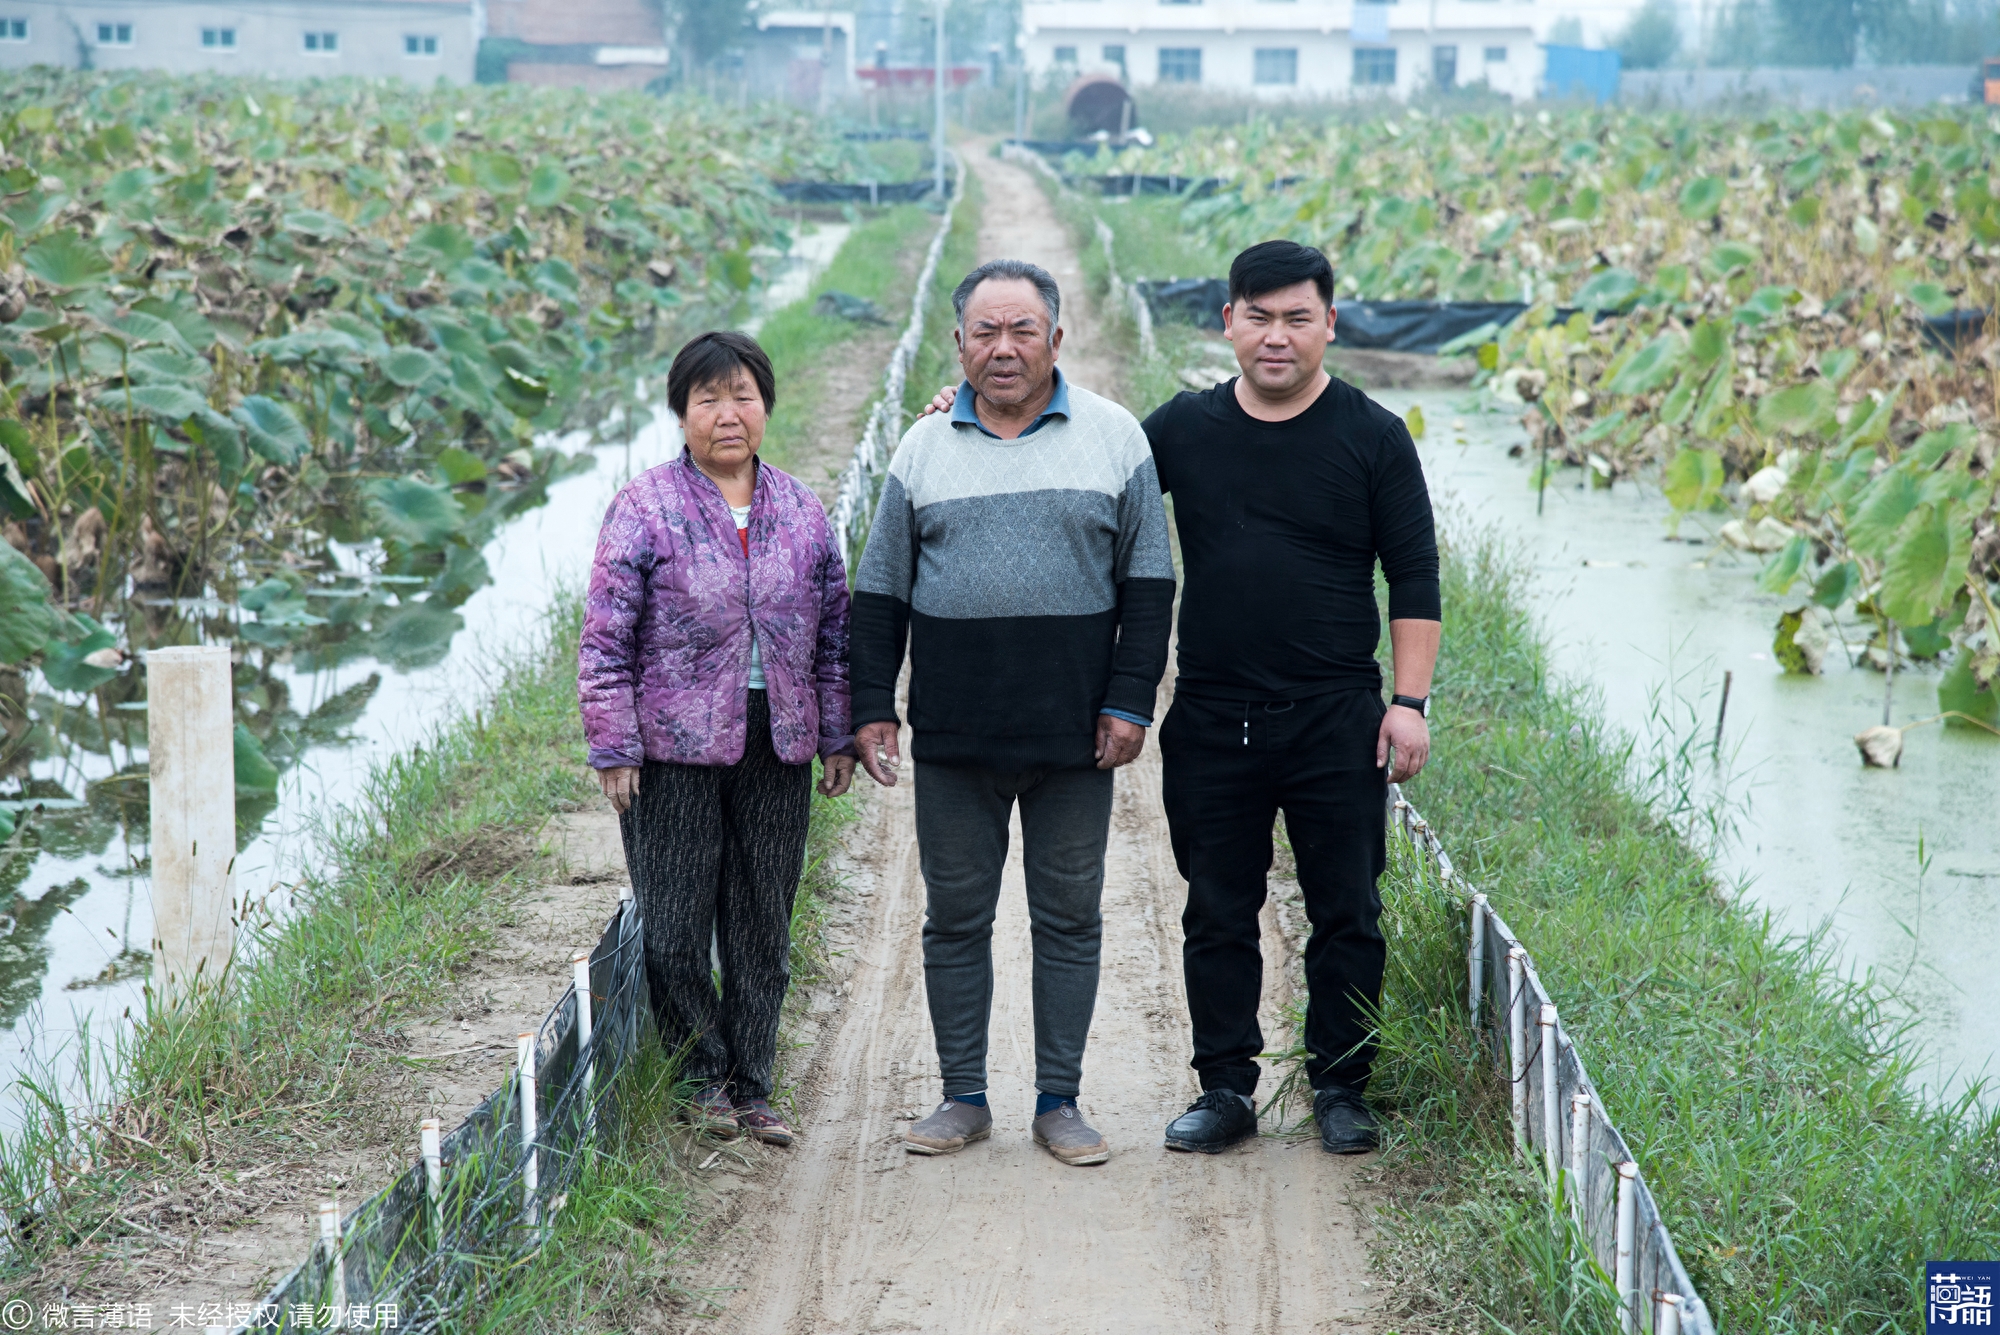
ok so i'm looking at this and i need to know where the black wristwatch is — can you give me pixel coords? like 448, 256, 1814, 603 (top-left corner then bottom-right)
1391, 694, 1431, 718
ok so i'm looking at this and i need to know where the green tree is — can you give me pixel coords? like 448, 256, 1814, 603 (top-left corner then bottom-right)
1773, 0, 1857, 64
674, 0, 749, 66
1615, 0, 1681, 67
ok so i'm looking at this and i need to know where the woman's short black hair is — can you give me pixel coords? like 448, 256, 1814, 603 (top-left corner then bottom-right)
666, 331, 776, 418
1228, 240, 1335, 309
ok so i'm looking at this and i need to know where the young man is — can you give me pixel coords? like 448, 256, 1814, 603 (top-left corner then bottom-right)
1148, 240, 1440, 1155
851, 259, 1175, 1166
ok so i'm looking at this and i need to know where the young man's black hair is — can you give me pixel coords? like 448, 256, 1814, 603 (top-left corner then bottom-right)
1227, 239, 1335, 308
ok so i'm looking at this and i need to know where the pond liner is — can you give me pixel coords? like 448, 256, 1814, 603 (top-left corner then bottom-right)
1137, 280, 1556, 354
1920, 308, 1992, 353
772, 176, 954, 203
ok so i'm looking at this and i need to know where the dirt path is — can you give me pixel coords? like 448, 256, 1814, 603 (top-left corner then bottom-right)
681, 148, 1380, 1335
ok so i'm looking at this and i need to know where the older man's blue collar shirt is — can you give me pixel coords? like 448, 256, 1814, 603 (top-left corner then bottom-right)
949, 367, 1073, 439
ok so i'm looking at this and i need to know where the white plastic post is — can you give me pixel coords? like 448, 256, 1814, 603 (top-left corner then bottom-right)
1538, 1003, 1560, 1186
318, 1197, 345, 1325
1569, 1092, 1593, 1226
147, 645, 237, 998
1507, 946, 1527, 1158
572, 950, 595, 1138
1467, 893, 1487, 1020
1658, 1291, 1684, 1335
1615, 1160, 1639, 1334
518, 1031, 539, 1227
420, 1117, 443, 1234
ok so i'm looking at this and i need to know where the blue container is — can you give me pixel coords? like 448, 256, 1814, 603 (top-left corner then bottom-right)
1543, 44, 1621, 104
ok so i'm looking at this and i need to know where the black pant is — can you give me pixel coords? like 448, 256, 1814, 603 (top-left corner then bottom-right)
1160, 687, 1387, 1097
619, 691, 812, 1100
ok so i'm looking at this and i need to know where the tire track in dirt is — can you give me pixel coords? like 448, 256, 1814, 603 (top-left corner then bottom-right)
680, 147, 1380, 1335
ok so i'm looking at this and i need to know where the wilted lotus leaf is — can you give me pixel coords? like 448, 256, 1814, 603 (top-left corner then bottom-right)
1773, 605, 1831, 674
1853, 725, 1903, 768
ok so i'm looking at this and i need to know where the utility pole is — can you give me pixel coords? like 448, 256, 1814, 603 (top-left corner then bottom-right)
933, 0, 947, 202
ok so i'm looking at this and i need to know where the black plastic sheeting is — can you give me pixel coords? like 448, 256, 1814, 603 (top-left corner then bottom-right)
1922, 308, 1993, 352
1137, 279, 1540, 354
773, 177, 952, 203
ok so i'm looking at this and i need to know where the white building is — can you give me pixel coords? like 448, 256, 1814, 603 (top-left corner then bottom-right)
0, 0, 476, 83
1022, 0, 1543, 101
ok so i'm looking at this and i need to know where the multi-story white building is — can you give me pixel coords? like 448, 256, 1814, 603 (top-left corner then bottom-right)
0, 0, 476, 83
1022, 0, 1547, 101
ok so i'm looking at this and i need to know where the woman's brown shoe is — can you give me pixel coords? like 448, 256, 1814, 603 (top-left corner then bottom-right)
735, 1097, 797, 1145
690, 1083, 740, 1139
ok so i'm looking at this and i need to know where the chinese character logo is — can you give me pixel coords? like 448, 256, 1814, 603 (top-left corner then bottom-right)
1931, 1263, 2000, 1334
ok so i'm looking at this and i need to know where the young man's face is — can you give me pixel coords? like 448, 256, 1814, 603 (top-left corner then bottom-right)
1222, 280, 1337, 399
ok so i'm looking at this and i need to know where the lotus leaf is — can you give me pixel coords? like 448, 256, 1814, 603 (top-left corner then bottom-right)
383, 347, 444, 388
527, 163, 571, 208
1755, 382, 1838, 438
1663, 447, 1725, 514
435, 447, 487, 485
1938, 649, 2000, 728
1880, 500, 1972, 627
23, 231, 111, 288
41, 614, 119, 693
473, 153, 526, 192
408, 222, 478, 267
0, 539, 61, 664
187, 408, 245, 475
1574, 268, 1639, 315
233, 724, 281, 794
1845, 466, 1924, 558
1678, 176, 1725, 220
1605, 332, 1683, 395
120, 384, 208, 422
233, 395, 310, 465
1759, 534, 1811, 594
367, 476, 466, 547
1812, 560, 1861, 608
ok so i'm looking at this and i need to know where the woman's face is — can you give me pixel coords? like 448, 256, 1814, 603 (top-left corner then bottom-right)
681, 367, 767, 473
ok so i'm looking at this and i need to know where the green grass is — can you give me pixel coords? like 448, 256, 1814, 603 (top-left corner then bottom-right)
1348, 533, 2000, 1335
902, 167, 985, 423
756, 204, 937, 477
1, 598, 600, 1292
1087, 195, 1231, 285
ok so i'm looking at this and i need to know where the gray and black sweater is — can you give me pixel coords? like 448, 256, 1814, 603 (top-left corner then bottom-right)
851, 380, 1176, 771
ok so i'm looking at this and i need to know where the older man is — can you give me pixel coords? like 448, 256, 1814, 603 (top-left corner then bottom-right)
851, 259, 1175, 1166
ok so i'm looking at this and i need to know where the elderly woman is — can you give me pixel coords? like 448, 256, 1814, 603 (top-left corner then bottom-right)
579, 330, 854, 1146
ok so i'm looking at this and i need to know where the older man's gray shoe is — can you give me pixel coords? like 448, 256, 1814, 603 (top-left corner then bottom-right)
1032, 1102, 1110, 1165
904, 1097, 993, 1155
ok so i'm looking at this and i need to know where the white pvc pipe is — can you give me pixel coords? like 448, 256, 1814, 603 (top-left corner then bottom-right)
1538, 1003, 1560, 1187
1507, 946, 1528, 1158
318, 1197, 345, 1324
1615, 1160, 1639, 1334
146, 645, 237, 998
420, 1116, 443, 1234
1569, 1092, 1593, 1226
1657, 1291, 1683, 1335
518, 1032, 539, 1227
1467, 893, 1487, 1020
572, 950, 596, 1139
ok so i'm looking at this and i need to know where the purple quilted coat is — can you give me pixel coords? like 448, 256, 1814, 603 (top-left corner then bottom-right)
578, 451, 853, 769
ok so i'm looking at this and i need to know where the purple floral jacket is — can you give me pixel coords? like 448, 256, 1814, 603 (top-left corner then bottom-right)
578, 452, 853, 769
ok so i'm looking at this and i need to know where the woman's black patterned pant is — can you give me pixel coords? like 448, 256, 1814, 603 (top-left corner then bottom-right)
618, 690, 812, 1100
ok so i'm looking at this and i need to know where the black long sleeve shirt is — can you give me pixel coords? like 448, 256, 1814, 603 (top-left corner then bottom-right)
1142, 376, 1440, 702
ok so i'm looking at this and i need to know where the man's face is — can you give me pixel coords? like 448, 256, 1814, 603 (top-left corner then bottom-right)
955, 277, 1063, 407
1223, 281, 1336, 398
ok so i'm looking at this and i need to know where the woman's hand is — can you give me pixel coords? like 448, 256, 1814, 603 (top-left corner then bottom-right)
819, 754, 856, 797
918, 384, 958, 419
598, 765, 641, 814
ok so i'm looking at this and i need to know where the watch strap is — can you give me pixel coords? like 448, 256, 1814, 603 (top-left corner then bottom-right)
1391, 694, 1430, 717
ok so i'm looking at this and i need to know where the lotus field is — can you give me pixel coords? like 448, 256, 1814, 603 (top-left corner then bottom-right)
1092, 107, 2000, 727
0, 72, 856, 742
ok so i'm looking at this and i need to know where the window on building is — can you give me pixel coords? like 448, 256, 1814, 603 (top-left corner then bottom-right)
1353, 46, 1396, 85
1160, 0, 1203, 7
96, 22, 133, 44
0, 18, 26, 39
1158, 46, 1201, 83
1101, 42, 1125, 72
303, 30, 339, 52
201, 27, 236, 48
1254, 48, 1297, 85
1432, 44, 1456, 88
1484, 45, 1507, 62
404, 33, 439, 55
1053, 45, 1077, 64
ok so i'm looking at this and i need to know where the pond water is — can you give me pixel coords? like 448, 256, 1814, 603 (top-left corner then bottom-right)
0, 223, 850, 1123
1384, 387, 2000, 1102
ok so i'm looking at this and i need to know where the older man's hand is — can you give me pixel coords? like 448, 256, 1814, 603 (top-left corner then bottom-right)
1095, 714, 1146, 769
856, 720, 902, 787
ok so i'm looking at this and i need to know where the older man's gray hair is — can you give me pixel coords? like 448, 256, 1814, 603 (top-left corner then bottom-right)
952, 259, 1061, 339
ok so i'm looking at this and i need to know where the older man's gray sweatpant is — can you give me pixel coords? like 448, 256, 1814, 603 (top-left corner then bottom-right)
914, 761, 1114, 1101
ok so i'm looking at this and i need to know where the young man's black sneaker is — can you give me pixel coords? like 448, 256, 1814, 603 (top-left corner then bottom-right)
1313, 1087, 1378, 1154
1164, 1089, 1258, 1153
